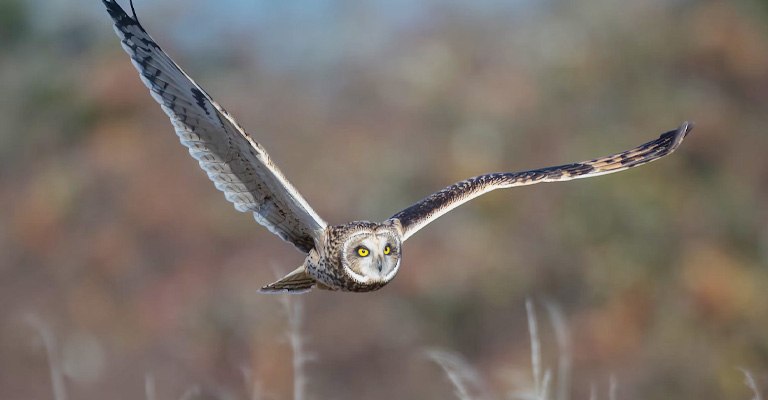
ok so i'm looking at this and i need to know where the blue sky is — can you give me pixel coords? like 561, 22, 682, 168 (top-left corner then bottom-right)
51, 0, 538, 72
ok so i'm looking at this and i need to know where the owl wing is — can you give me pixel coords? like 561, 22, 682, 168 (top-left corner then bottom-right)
103, 0, 326, 253
388, 122, 692, 241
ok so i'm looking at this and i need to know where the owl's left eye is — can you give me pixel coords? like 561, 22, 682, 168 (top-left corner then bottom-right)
383, 245, 391, 255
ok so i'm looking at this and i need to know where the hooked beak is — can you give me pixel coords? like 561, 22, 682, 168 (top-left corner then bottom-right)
376, 257, 383, 273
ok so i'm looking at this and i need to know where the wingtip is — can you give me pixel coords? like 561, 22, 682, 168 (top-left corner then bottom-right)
102, 0, 123, 13
680, 120, 694, 135
129, 0, 139, 21
672, 120, 694, 148
102, 0, 143, 30
102, 0, 130, 24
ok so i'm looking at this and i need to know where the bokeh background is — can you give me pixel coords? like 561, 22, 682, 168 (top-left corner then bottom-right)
1, 0, 767, 398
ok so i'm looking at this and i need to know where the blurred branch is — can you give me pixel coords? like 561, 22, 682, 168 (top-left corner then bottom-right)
241, 365, 266, 400
738, 368, 763, 400
25, 315, 67, 400
280, 294, 313, 400
545, 302, 571, 400
608, 375, 617, 400
178, 386, 201, 400
146, 375, 156, 400
527, 299, 545, 399
426, 349, 493, 400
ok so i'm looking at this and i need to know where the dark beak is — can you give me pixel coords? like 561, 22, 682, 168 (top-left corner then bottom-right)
377, 257, 383, 273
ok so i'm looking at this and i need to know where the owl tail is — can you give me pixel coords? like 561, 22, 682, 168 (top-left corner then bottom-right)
260, 266, 317, 294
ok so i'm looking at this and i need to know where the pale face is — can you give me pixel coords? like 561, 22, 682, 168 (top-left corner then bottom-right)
341, 230, 401, 284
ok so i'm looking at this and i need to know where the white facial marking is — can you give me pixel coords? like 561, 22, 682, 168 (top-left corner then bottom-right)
342, 230, 401, 284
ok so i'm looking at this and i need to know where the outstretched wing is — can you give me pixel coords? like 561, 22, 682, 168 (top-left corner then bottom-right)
388, 122, 692, 241
103, 0, 326, 252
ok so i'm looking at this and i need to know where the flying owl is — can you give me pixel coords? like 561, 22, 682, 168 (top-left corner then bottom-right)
102, 0, 693, 293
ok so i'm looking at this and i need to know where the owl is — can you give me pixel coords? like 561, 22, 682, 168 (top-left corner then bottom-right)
102, 0, 692, 293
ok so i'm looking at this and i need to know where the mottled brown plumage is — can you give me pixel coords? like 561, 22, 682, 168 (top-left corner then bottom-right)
389, 123, 692, 241
103, 0, 693, 293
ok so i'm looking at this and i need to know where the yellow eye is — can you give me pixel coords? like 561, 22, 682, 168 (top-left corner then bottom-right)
383, 245, 391, 255
357, 247, 369, 257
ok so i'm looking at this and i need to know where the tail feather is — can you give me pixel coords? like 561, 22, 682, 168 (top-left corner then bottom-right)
260, 266, 316, 294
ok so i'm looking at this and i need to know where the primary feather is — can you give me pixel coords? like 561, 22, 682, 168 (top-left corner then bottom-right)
389, 122, 693, 241
103, 0, 326, 253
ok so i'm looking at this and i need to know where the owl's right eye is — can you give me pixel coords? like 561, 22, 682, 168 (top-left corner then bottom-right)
356, 247, 370, 257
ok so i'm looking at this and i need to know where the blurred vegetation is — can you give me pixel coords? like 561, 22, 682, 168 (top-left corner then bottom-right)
0, 0, 27, 48
1, 0, 767, 399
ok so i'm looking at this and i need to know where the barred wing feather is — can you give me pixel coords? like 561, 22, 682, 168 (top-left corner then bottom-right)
103, 0, 326, 253
389, 122, 692, 241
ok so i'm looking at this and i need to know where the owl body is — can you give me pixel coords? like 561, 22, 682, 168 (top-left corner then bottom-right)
102, 0, 692, 294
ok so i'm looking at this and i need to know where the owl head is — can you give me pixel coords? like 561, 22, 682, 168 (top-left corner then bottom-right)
338, 221, 402, 287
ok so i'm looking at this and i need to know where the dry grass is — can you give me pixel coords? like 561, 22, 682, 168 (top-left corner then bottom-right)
24, 294, 311, 400
428, 301, 766, 400
26, 316, 67, 400
427, 349, 492, 400
26, 301, 766, 400
279, 294, 313, 400
739, 368, 764, 400
427, 300, 578, 400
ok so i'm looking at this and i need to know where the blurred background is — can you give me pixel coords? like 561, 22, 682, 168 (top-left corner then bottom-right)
1, 0, 767, 398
